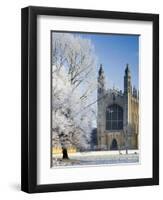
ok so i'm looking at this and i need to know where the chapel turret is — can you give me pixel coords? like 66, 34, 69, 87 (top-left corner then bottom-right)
98, 64, 105, 95
124, 63, 131, 94
133, 86, 138, 98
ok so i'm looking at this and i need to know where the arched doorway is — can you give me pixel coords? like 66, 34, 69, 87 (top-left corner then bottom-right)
110, 139, 118, 150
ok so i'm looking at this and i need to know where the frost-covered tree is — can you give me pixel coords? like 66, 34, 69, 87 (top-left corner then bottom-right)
52, 33, 97, 159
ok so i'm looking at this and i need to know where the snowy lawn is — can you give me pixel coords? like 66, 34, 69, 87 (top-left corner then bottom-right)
52, 150, 139, 167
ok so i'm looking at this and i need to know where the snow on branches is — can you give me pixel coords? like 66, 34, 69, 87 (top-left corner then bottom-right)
52, 32, 97, 151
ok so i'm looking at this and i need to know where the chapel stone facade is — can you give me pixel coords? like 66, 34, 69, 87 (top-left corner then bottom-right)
97, 64, 139, 150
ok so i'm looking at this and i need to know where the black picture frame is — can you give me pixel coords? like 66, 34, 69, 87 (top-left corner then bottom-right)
21, 6, 159, 193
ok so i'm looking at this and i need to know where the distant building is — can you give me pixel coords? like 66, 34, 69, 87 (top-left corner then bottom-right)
97, 64, 139, 150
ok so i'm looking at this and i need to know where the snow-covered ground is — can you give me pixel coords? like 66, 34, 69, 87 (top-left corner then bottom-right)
52, 150, 139, 167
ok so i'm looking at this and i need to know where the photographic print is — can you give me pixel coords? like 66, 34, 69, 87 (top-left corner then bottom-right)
21, 6, 159, 193
51, 31, 139, 167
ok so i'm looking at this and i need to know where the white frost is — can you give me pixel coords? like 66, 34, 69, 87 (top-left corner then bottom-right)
51, 33, 97, 151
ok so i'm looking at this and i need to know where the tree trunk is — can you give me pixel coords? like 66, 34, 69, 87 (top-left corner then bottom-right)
62, 147, 69, 159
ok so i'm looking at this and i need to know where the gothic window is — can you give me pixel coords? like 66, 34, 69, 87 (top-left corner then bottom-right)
106, 104, 123, 130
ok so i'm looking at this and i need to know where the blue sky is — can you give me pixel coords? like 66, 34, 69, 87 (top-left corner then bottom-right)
74, 32, 139, 91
